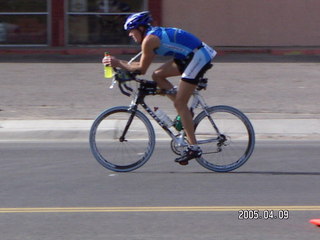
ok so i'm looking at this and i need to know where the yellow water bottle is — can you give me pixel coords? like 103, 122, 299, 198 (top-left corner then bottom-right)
104, 52, 113, 78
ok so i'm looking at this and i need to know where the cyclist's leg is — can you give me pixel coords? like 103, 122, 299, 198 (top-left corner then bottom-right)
152, 60, 180, 101
152, 59, 197, 144
152, 59, 197, 145
176, 49, 213, 146
174, 80, 197, 144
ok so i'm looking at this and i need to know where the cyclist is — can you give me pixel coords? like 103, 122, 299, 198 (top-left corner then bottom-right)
103, 11, 217, 164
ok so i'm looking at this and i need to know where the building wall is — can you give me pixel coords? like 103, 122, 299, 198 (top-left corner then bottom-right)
162, 0, 320, 47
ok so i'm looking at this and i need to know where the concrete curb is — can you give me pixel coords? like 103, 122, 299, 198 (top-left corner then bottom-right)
1, 119, 320, 141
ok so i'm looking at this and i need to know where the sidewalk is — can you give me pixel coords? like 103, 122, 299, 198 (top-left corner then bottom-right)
0, 53, 319, 141
1, 118, 320, 141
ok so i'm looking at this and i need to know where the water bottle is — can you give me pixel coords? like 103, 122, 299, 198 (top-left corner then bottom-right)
104, 52, 114, 78
154, 108, 173, 127
174, 115, 183, 131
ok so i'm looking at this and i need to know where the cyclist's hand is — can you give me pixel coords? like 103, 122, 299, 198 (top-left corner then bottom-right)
102, 55, 112, 66
102, 55, 121, 68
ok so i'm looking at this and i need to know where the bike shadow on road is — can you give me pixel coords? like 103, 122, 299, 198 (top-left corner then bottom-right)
128, 170, 320, 176
221, 171, 320, 176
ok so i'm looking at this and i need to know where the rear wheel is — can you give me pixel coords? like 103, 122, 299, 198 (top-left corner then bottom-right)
194, 105, 255, 172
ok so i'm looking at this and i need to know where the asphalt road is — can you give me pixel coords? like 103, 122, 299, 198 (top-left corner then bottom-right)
0, 140, 319, 239
1, 52, 320, 239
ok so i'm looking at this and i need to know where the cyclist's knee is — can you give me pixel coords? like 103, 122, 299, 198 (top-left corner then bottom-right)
174, 101, 180, 112
152, 69, 164, 82
174, 98, 187, 112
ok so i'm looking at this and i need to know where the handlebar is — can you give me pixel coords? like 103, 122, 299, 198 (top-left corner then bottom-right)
107, 51, 142, 96
109, 68, 161, 97
110, 68, 137, 96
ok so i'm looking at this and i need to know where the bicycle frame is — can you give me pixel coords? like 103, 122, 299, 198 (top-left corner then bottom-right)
124, 80, 222, 149
110, 52, 223, 149
127, 83, 183, 145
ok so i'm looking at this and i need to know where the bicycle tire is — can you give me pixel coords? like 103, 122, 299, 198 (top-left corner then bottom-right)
193, 105, 255, 172
89, 106, 156, 172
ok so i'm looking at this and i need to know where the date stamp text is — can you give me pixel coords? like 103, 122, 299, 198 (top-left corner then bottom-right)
238, 210, 289, 220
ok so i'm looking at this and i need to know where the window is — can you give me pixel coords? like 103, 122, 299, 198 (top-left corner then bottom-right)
67, 0, 147, 45
0, 0, 48, 45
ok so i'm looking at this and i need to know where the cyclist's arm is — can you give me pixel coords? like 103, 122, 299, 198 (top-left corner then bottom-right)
113, 35, 159, 74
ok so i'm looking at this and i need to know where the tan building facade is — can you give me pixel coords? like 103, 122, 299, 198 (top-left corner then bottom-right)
162, 0, 320, 47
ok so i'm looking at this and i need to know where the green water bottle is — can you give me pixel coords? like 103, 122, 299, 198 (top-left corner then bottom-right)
174, 115, 183, 131
104, 52, 114, 78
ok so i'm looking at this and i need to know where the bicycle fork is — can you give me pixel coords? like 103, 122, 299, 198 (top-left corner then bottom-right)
119, 106, 138, 142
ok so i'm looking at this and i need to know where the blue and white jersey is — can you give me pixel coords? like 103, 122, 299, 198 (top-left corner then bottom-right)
146, 26, 204, 60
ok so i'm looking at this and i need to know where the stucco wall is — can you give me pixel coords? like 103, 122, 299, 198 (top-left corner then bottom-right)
162, 0, 320, 47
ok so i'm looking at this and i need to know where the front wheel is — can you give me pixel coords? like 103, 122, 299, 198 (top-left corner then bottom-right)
194, 105, 255, 172
89, 106, 156, 172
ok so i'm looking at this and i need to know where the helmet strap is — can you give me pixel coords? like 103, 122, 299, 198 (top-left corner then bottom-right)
138, 26, 147, 41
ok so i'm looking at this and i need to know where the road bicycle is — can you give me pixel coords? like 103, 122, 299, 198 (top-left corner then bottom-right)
89, 56, 255, 172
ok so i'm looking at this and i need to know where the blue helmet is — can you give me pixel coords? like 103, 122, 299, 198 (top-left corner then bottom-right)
124, 11, 152, 31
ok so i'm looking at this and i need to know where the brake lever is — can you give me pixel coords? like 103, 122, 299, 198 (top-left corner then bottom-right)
109, 67, 117, 89
109, 78, 116, 89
